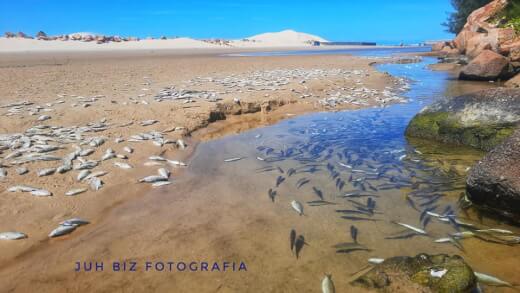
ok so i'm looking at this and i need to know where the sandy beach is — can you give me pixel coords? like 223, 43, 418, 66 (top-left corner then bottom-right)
0, 42, 410, 292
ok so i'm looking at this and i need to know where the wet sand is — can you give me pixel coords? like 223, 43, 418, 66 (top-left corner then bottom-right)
0, 49, 406, 292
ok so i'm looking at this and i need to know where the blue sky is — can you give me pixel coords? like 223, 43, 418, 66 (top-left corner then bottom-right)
0, 0, 454, 44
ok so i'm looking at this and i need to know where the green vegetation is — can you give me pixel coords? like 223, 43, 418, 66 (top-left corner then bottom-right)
443, 0, 492, 34
494, 0, 520, 32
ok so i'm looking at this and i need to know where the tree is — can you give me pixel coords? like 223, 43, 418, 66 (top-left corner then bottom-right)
443, 0, 493, 34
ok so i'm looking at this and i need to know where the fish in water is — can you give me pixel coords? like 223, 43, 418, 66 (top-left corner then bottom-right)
49, 225, 77, 238
0, 232, 27, 240
224, 157, 243, 162
296, 178, 310, 188
393, 222, 427, 235
290, 229, 296, 253
291, 200, 304, 216
312, 187, 324, 200
350, 225, 359, 243
307, 200, 336, 206
276, 176, 285, 187
321, 274, 335, 293
336, 247, 371, 254
268, 188, 277, 202
294, 235, 305, 259
474, 272, 514, 287
341, 216, 380, 222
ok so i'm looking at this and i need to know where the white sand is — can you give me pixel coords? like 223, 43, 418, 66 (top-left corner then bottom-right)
0, 37, 221, 53
0, 30, 333, 53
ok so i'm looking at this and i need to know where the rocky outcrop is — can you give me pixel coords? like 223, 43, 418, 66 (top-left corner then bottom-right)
434, 0, 520, 81
351, 254, 477, 292
459, 49, 512, 80
467, 128, 520, 221
405, 88, 520, 151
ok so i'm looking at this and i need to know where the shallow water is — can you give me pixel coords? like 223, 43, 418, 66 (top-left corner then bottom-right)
186, 56, 520, 291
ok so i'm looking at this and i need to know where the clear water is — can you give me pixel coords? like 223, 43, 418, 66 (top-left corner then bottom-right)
225, 46, 432, 57
186, 55, 520, 291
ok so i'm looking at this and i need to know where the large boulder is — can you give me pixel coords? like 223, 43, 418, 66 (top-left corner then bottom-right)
467, 128, 520, 221
351, 254, 477, 292
459, 50, 512, 81
506, 73, 520, 87
405, 88, 520, 151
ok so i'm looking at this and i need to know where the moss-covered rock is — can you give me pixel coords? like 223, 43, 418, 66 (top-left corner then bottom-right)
351, 254, 477, 292
406, 88, 520, 151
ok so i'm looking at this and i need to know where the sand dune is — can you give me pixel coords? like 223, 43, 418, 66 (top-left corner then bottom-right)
0, 30, 331, 53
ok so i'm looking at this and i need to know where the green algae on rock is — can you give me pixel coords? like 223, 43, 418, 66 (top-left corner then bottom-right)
351, 254, 477, 292
405, 88, 520, 151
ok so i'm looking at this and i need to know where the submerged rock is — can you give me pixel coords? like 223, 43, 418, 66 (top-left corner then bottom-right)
405, 88, 520, 151
351, 254, 477, 292
467, 128, 520, 221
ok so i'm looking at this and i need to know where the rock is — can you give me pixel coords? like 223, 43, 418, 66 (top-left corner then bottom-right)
465, 34, 493, 58
4, 32, 15, 38
406, 88, 520, 151
81, 34, 94, 42
16, 32, 30, 39
431, 42, 448, 51
505, 73, 520, 87
351, 254, 477, 292
36, 31, 47, 40
467, 128, 520, 221
459, 50, 512, 81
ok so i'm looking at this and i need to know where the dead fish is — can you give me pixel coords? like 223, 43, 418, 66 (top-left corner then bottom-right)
31, 189, 52, 197
79, 148, 95, 156
322, 274, 335, 293
77, 170, 91, 181
65, 188, 87, 196
0, 168, 7, 178
49, 225, 76, 238
158, 168, 170, 178
60, 218, 89, 227
312, 187, 324, 200
101, 149, 116, 161
89, 137, 105, 147
0, 232, 27, 240
123, 146, 133, 154
295, 235, 305, 259
276, 176, 285, 187
224, 157, 242, 162
114, 162, 133, 169
140, 119, 158, 126
116, 154, 128, 159
268, 188, 277, 202
15, 167, 28, 175
307, 200, 337, 206
350, 225, 359, 243
167, 160, 187, 167
84, 171, 108, 181
393, 222, 427, 235
474, 272, 514, 287
368, 258, 385, 264
296, 178, 310, 188
56, 164, 72, 174
152, 181, 171, 187
341, 216, 380, 222
176, 139, 187, 149
291, 200, 304, 216
139, 175, 168, 183
290, 229, 296, 253
89, 177, 103, 191
37, 168, 56, 177
7, 185, 38, 193
149, 156, 167, 161
336, 247, 371, 254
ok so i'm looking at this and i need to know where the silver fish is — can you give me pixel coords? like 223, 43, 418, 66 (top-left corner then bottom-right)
0, 167, 6, 177
167, 160, 187, 166
89, 177, 103, 191
16, 167, 29, 175
8, 185, 38, 192
77, 170, 91, 182
101, 149, 116, 161
79, 148, 95, 156
224, 157, 243, 162
60, 218, 90, 227
394, 222, 427, 235
123, 146, 133, 154
37, 168, 56, 177
322, 274, 335, 293
149, 156, 167, 161
48, 225, 76, 238
291, 200, 304, 216
152, 181, 171, 187
57, 164, 72, 174
0, 231, 27, 240
474, 272, 513, 287
139, 175, 168, 183
368, 258, 385, 264
114, 162, 133, 169
65, 188, 87, 196
158, 168, 170, 178
31, 189, 52, 197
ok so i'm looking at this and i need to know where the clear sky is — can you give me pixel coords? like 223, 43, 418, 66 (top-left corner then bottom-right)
0, 0, 455, 44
